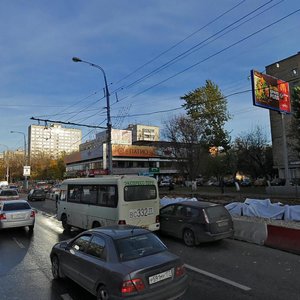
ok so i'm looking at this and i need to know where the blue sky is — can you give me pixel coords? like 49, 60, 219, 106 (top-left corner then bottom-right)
1, 0, 299, 151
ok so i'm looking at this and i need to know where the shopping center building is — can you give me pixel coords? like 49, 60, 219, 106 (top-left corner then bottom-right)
64, 125, 179, 180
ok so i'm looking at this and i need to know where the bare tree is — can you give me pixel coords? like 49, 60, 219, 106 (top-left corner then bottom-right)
234, 126, 273, 179
163, 115, 207, 181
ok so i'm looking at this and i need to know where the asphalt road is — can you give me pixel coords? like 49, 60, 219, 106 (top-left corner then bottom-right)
0, 200, 300, 300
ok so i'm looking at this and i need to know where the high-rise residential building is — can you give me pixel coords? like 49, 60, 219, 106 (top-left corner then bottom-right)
28, 124, 82, 159
266, 52, 300, 181
127, 124, 160, 142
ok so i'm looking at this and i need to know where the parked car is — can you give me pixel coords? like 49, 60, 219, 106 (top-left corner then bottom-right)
160, 201, 234, 246
50, 225, 188, 300
253, 178, 267, 186
0, 189, 19, 200
159, 180, 171, 187
8, 185, 19, 191
270, 178, 286, 186
0, 200, 35, 231
28, 189, 46, 201
240, 179, 252, 187
47, 187, 60, 200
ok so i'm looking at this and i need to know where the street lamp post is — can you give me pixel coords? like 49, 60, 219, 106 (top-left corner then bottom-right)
10, 131, 28, 189
72, 57, 113, 174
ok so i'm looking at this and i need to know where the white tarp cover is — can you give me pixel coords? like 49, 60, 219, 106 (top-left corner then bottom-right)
284, 205, 300, 221
226, 198, 300, 222
160, 196, 198, 208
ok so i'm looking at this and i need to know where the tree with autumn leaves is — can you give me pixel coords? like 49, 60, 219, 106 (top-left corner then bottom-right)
163, 80, 231, 181
0, 153, 66, 183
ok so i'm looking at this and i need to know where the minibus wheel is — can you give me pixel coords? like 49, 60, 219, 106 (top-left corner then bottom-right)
61, 214, 71, 231
92, 221, 100, 228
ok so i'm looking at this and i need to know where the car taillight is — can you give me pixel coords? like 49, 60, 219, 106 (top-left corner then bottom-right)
121, 278, 145, 295
30, 210, 35, 218
0, 213, 6, 220
175, 265, 186, 278
203, 209, 210, 224
118, 220, 126, 225
155, 215, 159, 223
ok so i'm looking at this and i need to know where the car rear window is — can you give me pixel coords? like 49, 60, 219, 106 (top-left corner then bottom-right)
34, 190, 45, 194
204, 205, 230, 221
1, 190, 18, 196
3, 202, 31, 211
115, 232, 166, 261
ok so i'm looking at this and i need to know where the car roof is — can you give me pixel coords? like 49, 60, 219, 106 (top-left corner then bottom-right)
166, 200, 221, 208
0, 188, 19, 192
0, 199, 29, 205
89, 225, 150, 240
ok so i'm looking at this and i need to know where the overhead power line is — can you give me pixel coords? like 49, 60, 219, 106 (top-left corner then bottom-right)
30, 117, 107, 129
130, 8, 300, 99
114, 0, 247, 87
123, 0, 277, 91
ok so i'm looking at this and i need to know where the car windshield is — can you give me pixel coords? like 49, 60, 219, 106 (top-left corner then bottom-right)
3, 202, 31, 211
115, 232, 166, 261
204, 205, 230, 221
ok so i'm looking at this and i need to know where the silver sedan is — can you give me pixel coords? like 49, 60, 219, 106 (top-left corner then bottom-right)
0, 200, 35, 232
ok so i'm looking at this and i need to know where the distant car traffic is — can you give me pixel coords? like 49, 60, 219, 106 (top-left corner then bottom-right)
0, 189, 19, 200
159, 180, 171, 187
28, 189, 46, 201
160, 201, 234, 246
240, 179, 252, 187
0, 200, 35, 232
50, 225, 188, 300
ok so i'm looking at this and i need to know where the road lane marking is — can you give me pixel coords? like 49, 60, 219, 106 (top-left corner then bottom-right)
185, 264, 251, 291
12, 237, 25, 249
61, 294, 74, 300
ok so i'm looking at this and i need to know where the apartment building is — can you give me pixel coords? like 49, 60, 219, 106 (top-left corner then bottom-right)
266, 52, 300, 181
28, 124, 82, 159
127, 124, 160, 142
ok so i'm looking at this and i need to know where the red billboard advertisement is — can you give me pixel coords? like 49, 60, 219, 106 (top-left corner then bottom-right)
251, 70, 291, 113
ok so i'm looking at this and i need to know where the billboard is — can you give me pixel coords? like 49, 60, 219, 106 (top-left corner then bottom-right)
251, 70, 291, 113
96, 129, 132, 145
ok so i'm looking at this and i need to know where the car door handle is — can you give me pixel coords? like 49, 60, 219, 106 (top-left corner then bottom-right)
178, 219, 183, 222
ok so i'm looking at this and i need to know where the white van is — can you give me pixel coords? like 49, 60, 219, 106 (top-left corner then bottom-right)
57, 175, 160, 231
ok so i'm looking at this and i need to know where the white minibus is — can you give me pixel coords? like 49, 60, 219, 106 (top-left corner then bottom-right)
56, 175, 160, 231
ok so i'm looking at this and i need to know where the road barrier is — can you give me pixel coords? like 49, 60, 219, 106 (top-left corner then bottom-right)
233, 219, 268, 245
265, 225, 300, 255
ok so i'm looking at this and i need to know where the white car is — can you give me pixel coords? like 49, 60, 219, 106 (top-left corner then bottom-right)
0, 200, 35, 231
0, 189, 19, 200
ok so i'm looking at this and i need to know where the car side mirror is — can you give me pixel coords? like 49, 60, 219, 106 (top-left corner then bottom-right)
60, 241, 69, 249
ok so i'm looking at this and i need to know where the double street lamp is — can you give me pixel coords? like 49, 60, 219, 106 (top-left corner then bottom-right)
10, 131, 28, 189
72, 57, 113, 174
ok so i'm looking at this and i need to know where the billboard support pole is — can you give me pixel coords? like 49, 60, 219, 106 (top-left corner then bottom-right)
281, 113, 290, 185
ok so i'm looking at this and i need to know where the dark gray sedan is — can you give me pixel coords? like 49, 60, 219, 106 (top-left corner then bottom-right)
160, 201, 234, 246
50, 225, 188, 300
